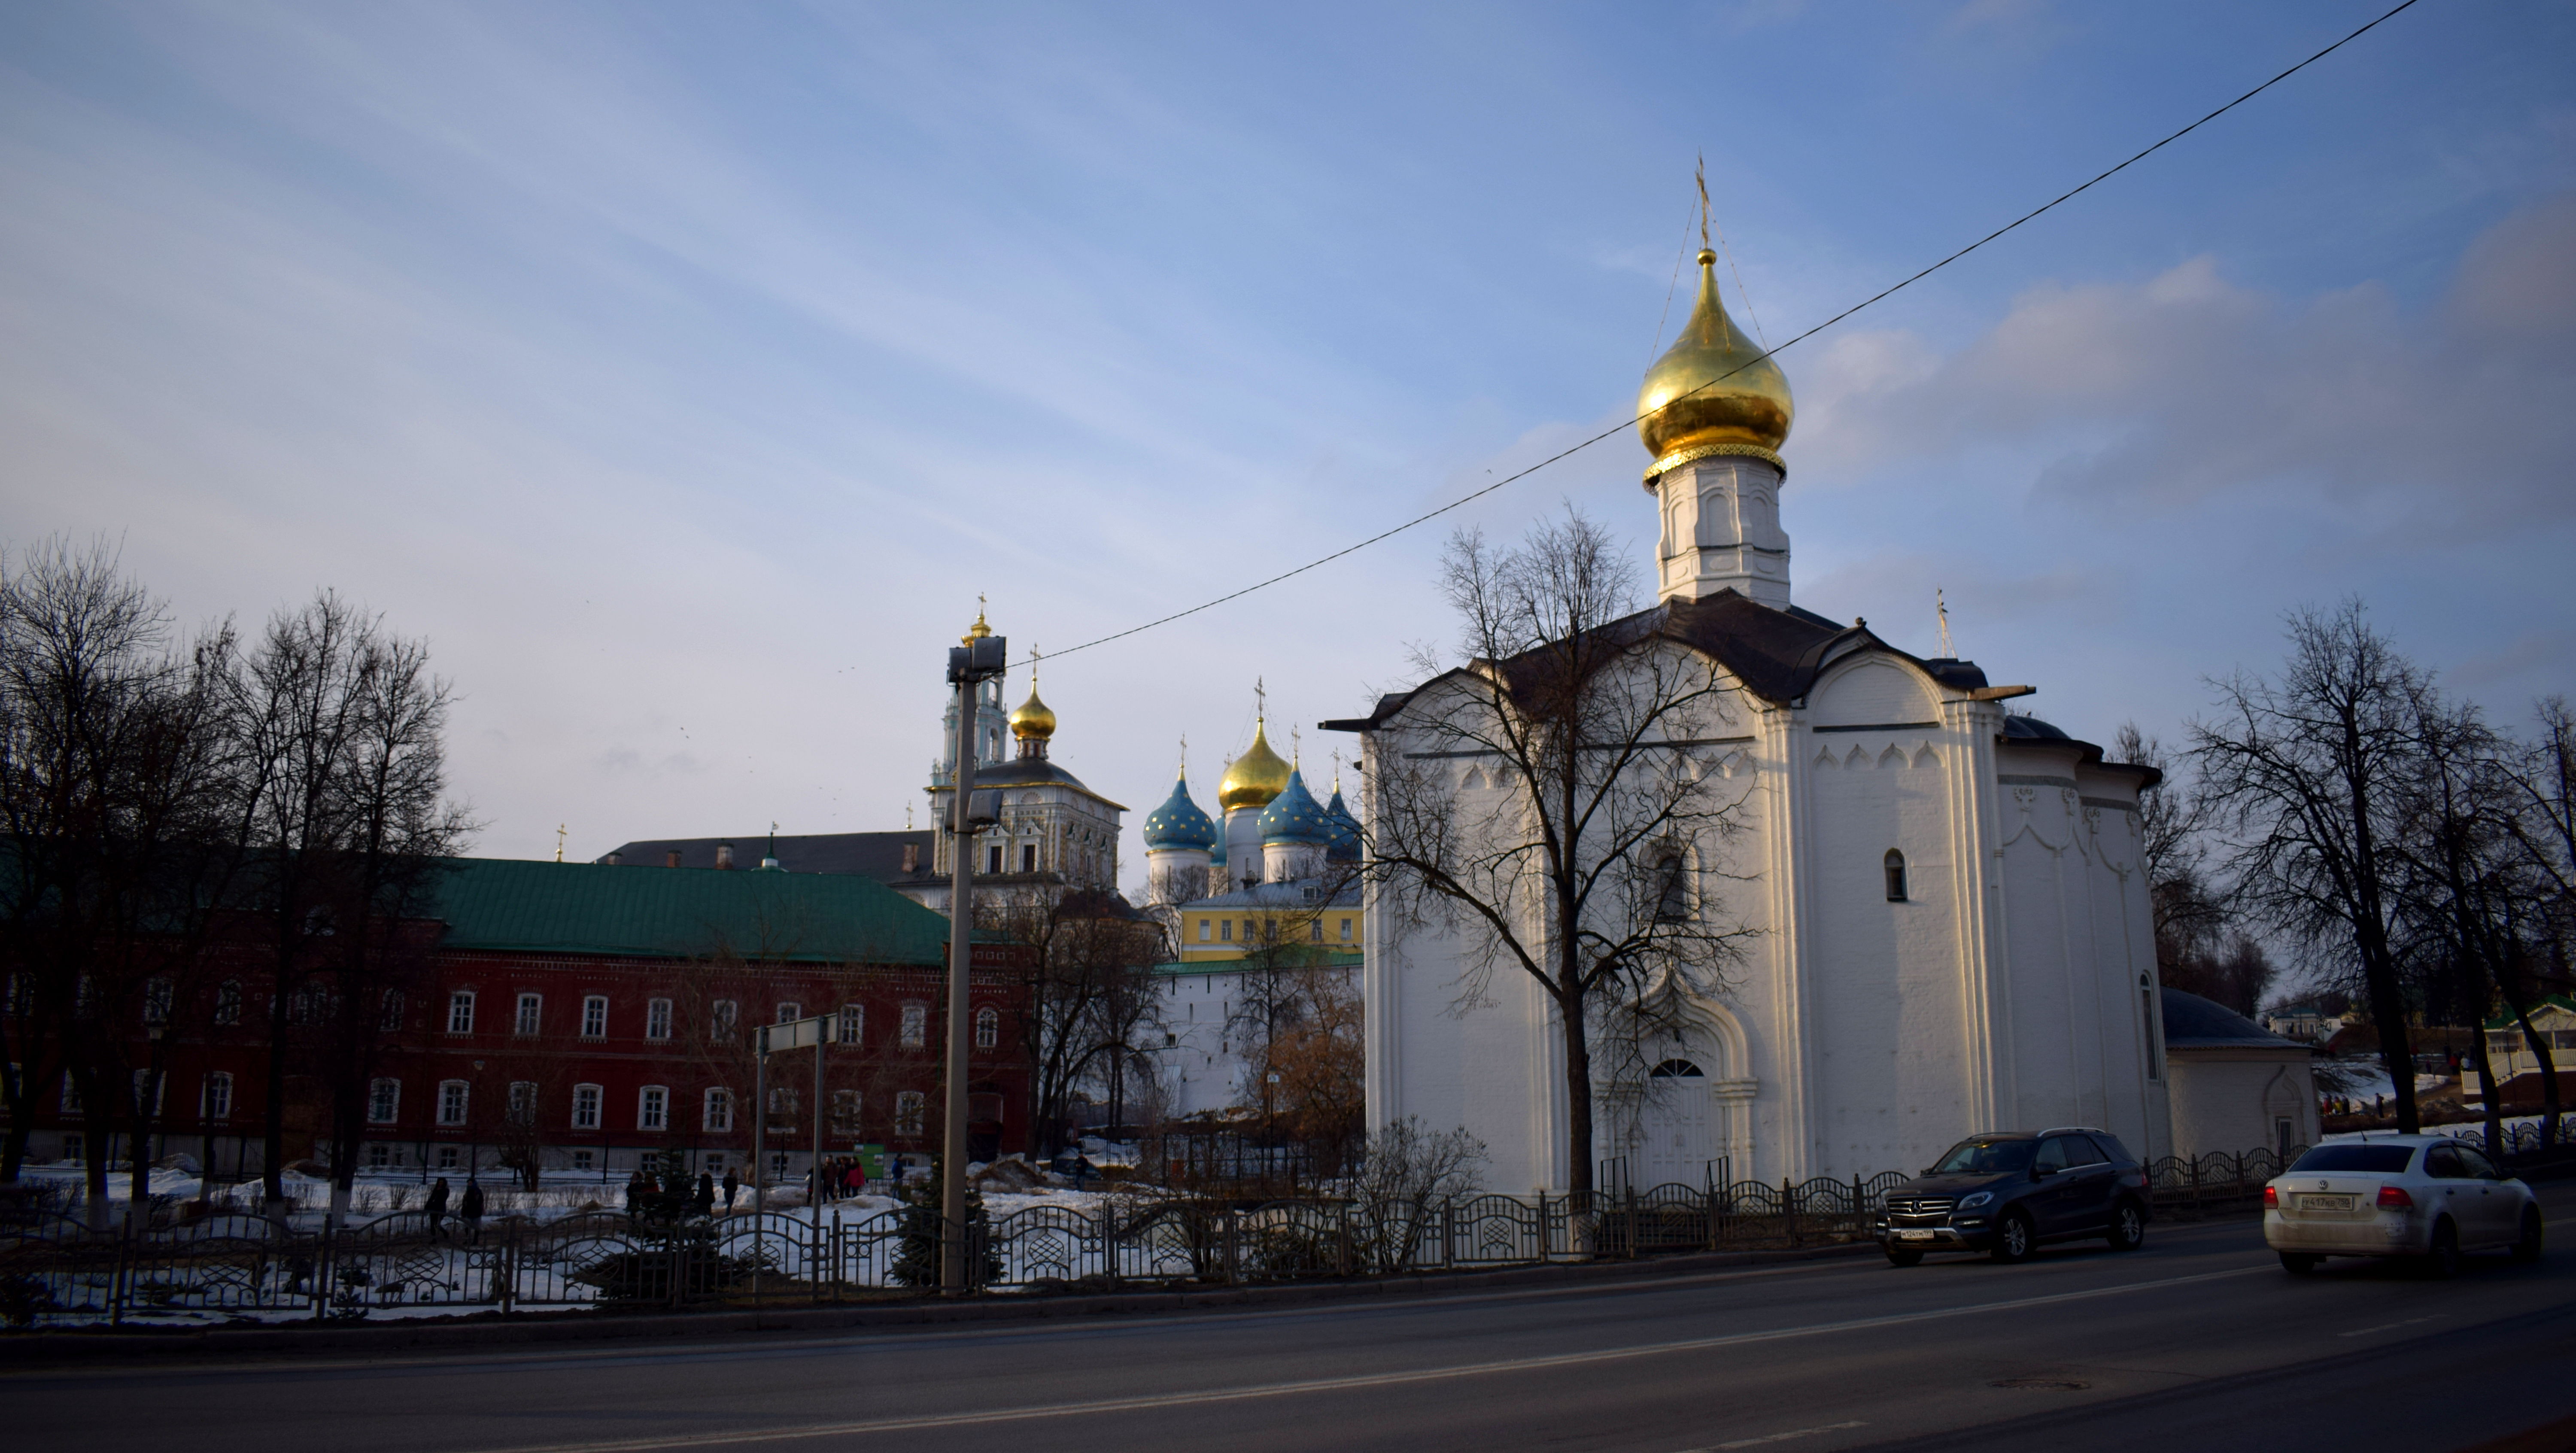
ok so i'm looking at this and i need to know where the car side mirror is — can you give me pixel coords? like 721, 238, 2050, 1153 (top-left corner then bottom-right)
2031, 1166, 2052, 1179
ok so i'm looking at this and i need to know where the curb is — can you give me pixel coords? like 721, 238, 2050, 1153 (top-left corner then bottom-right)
0, 1240, 1884, 1364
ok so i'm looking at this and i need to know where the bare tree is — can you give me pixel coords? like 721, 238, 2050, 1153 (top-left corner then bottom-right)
981, 887, 1165, 1158
2115, 723, 2233, 995
1364, 511, 1759, 1196
2192, 602, 2428, 1131
0, 541, 242, 1227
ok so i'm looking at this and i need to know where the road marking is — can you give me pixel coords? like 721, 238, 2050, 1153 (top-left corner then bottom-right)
461, 1267, 2267, 1453
2339, 1315, 2447, 1338
1699, 1420, 1869, 1449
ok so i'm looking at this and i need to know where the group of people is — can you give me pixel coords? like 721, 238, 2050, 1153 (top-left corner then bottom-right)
421, 1175, 485, 1243
809, 1155, 873, 1203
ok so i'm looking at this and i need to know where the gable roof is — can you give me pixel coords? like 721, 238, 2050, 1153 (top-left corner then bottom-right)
434, 857, 955, 964
2160, 987, 2304, 1049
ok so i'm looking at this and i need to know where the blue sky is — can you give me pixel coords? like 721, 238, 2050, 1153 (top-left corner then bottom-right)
4, 0, 2572, 880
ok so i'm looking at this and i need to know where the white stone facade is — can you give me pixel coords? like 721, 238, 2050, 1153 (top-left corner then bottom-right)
1355, 631, 2172, 1194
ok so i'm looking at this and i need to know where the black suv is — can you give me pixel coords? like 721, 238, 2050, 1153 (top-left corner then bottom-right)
1874, 1128, 2152, 1265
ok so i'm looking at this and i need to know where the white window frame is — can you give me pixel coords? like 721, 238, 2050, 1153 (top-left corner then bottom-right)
899, 1001, 927, 1048
202, 1071, 233, 1122
572, 1083, 602, 1131
447, 990, 477, 1035
581, 995, 608, 1038
830, 1088, 860, 1128
507, 1080, 538, 1125
437, 1079, 470, 1127
895, 1090, 926, 1137
838, 1003, 864, 1045
711, 1000, 738, 1041
638, 1084, 669, 1132
214, 980, 242, 1026
974, 1005, 999, 1050
703, 1087, 733, 1133
367, 1078, 400, 1125
645, 997, 673, 1040
776, 1001, 802, 1024
515, 992, 543, 1036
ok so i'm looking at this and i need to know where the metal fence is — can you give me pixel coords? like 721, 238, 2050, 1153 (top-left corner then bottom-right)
10, 1126, 2570, 1325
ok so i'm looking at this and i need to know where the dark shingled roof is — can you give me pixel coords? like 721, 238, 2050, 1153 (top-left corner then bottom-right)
2160, 987, 2305, 1049
600, 831, 934, 883
434, 857, 954, 964
1321, 587, 1991, 730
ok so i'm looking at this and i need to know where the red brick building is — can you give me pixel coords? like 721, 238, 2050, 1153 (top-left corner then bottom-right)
22, 857, 1028, 1183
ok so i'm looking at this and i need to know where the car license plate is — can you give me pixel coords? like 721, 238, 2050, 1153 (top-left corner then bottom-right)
1897, 1229, 1936, 1240
2296, 1193, 2354, 1212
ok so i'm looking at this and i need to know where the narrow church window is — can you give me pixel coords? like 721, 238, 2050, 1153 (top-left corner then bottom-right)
1653, 853, 1689, 921
1883, 849, 1908, 903
1021, 844, 1037, 872
2141, 975, 2161, 1080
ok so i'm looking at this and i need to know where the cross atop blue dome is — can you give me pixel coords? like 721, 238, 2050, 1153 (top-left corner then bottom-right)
1142, 770, 1219, 852
1258, 766, 1332, 845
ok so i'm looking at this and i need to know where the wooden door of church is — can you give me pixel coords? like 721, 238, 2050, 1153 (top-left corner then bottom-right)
1639, 1059, 1714, 1189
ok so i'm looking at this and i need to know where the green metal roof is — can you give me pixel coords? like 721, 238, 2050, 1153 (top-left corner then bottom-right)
433, 857, 954, 965
1153, 948, 1363, 978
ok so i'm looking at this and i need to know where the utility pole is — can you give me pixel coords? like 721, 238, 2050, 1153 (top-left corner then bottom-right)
942, 622, 1007, 1291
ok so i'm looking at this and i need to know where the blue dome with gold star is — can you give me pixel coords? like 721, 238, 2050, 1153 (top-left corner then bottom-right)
1325, 782, 1362, 863
1258, 767, 1332, 845
1142, 770, 1218, 852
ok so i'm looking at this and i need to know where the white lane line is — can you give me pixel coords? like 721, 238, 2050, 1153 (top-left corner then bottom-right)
1699, 1420, 1869, 1449
2338, 1314, 2448, 1338
463, 1267, 2267, 1453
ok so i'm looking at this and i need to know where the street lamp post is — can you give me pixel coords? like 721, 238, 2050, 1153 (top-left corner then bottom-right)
942, 629, 1007, 1292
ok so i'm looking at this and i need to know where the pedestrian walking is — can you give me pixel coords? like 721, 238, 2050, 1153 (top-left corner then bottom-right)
425, 1176, 451, 1240
721, 1166, 740, 1212
843, 1159, 865, 1198
459, 1178, 486, 1245
694, 1170, 716, 1218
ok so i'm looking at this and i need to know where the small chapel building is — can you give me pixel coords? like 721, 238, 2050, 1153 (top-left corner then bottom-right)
1330, 248, 2171, 1192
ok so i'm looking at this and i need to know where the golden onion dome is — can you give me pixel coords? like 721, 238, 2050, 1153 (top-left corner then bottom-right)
1636, 249, 1793, 482
1218, 719, 1292, 812
1008, 683, 1056, 742
960, 608, 993, 645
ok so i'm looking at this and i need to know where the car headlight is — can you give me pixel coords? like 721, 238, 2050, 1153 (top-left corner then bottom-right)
1956, 1192, 1992, 1210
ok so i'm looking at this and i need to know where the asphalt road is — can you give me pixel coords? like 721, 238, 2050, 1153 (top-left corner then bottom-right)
13, 1186, 2576, 1453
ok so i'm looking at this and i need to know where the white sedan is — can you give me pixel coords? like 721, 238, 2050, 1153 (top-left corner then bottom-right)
2264, 1134, 2543, 1276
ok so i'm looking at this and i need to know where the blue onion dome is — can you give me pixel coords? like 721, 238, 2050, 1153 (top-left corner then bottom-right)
1324, 782, 1362, 863
1142, 770, 1219, 852
1208, 833, 1227, 867
1258, 766, 1333, 846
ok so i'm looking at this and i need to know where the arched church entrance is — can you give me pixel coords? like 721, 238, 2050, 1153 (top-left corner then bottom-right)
1637, 1059, 1716, 1189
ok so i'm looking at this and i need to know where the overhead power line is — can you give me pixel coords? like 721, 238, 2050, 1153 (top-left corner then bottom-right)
1032, 0, 2423, 669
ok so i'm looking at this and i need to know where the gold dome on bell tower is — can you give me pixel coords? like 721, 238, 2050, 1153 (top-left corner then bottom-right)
1636, 249, 1793, 480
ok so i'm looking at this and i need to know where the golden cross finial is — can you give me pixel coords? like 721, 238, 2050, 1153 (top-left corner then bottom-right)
1291, 725, 1302, 766
1936, 589, 1954, 659
555, 824, 566, 863
1696, 154, 1710, 253
1178, 733, 1188, 777
1030, 642, 1040, 687
1255, 676, 1266, 722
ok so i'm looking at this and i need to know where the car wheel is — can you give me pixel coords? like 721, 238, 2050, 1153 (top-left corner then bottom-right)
2511, 1207, 2544, 1265
2422, 1219, 2462, 1280
2105, 1200, 2145, 1252
1885, 1248, 1924, 1268
1990, 1209, 2036, 1264
2278, 1252, 2321, 1274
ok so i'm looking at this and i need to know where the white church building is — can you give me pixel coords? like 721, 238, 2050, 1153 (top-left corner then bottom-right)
1328, 247, 2171, 1193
